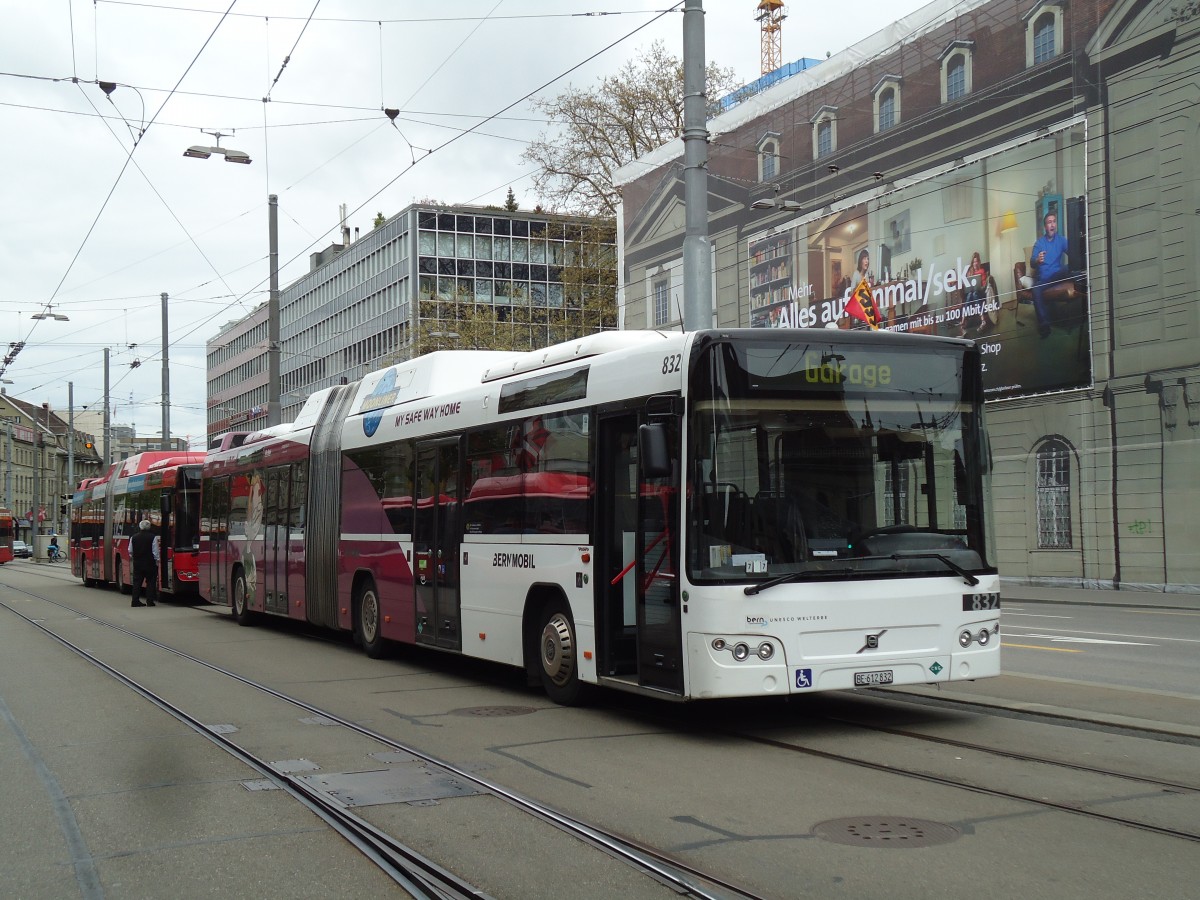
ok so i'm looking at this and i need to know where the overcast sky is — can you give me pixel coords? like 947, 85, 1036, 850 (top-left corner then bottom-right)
0, 0, 927, 448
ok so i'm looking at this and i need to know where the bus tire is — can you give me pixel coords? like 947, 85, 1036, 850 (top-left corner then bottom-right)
115, 559, 131, 594
232, 569, 254, 626
355, 577, 387, 659
538, 598, 584, 706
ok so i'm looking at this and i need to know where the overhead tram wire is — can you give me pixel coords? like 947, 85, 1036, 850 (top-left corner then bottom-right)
73, 83, 248, 317
20, 0, 241, 383
161, 2, 688, 361
20, 2, 688, 396
93, 1, 678, 25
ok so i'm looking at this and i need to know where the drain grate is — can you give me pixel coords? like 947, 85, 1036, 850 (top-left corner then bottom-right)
297, 766, 483, 807
450, 705, 539, 717
812, 817, 960, 848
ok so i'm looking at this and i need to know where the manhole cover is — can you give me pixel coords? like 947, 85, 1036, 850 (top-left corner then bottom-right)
812, 817, 960, 848
450, 705, 539, 717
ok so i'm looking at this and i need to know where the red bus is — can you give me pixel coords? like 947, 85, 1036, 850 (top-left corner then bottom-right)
0, 508, 14, 565
71, 451, 206, 598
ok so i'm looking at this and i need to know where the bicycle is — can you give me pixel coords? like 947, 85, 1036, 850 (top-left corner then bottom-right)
47, 546, 64, 563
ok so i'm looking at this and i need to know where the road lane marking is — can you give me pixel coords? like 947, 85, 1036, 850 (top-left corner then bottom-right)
1001, 641, 1082, 653
1004, 626, 1188, 643
1006, 632, 1154, 646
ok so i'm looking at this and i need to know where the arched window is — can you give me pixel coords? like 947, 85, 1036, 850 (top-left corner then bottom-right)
1024, 1, 1064, 67
1035, 439, 1072, 549
810, 106, 838, 159
939, 41, 974, 103
762, 145, 777, 180
872, 76, 902, 133
757, 131, 781, 182
1033, 13, 1056, 62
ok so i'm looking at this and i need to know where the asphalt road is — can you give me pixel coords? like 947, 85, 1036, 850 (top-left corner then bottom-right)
3, 560, 1198, 899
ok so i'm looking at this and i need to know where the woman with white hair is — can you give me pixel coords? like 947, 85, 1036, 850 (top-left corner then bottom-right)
130, 519, 159, 607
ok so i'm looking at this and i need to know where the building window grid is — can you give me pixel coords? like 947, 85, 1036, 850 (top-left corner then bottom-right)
1036, 441, 1072, 549
878, 90, 895, 131
946, 57, 966, 100
652, 279, 670, 326
270, 210, 611, 408
816, 120, 833, 158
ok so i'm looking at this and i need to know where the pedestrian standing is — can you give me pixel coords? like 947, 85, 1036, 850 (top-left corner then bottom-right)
130, 520, 158, 607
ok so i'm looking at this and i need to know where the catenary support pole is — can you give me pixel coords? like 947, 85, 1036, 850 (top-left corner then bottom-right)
268, 194, 281, 427
161, 293, 170, 449
681, 0, 712, 331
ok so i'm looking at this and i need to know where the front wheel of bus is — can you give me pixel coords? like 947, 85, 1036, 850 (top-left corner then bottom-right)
355, 578, 387, 659
232, 569, 254, 626
539, 599, 584, 705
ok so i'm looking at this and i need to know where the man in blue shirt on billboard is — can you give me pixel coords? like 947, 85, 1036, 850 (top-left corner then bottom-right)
1030, 212, 1070, 338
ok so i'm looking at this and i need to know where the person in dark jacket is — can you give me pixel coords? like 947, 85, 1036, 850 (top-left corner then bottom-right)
130, 519, 159, 607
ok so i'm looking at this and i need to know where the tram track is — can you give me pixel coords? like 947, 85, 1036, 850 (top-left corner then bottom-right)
0, 581, 764, 900
7, 571, 1197, 892
727, 729, 1200, 844
692, 699, 1200, 846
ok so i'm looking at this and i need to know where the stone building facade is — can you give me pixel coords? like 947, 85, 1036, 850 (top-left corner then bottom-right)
615, 0, 1199, 591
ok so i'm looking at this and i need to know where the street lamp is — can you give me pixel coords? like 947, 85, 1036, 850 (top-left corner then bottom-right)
183, 130, 252, 165
31, 304, 70, 321
750, 198, 803, 211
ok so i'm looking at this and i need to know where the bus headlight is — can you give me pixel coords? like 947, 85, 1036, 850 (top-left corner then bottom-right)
711, 638, 726, 651
732, 642, 750, 661
757, 641, 775, 661
959, 630, 973, 648
976, 629, 991, 646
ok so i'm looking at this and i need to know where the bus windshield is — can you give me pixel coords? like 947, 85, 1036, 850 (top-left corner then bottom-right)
688, 337, 992, 584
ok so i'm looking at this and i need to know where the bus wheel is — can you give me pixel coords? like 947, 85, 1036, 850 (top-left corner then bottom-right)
115, 559, 131, 594
232, 570, 254, 626
355, 578, 387, 659
538, 599, 584, 705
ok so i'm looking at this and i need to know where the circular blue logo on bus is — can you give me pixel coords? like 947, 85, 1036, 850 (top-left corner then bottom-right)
362, 368, 398, 437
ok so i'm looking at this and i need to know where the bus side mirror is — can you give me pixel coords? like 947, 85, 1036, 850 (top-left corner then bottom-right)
638, 423, 672, 479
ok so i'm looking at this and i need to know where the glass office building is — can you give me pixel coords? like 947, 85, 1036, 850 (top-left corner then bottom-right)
207, 203, 615, 442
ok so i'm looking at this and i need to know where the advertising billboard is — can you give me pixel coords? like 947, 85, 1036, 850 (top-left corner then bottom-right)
748, 121, 1090, 400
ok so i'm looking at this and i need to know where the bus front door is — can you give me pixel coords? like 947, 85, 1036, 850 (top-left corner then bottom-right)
598, 412, 683, 693
413, 440, 462, 650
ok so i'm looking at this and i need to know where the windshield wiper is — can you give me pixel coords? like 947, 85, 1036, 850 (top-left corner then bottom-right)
885, 552, 979, 586
744, 568, 855, 595
743, 553, 980, 595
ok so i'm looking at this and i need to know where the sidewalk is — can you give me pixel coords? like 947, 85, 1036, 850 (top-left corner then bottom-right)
1001, 579, 1200, 611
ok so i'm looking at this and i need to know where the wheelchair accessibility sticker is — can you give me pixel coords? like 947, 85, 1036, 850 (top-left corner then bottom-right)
795, 668, 813, 689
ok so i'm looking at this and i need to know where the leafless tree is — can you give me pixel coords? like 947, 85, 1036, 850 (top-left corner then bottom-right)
523, 41, 737, 217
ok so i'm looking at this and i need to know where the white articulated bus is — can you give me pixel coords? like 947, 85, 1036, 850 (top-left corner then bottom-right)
200, 328, 1000, 703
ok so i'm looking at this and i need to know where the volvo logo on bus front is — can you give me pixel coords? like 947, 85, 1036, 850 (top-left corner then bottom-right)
857, 629, 888, 653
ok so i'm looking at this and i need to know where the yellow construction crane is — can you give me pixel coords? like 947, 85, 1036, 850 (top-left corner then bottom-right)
756, 0, 786, 75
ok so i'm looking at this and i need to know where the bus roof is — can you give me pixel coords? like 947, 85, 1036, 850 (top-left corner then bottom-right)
115, 451, 205, 478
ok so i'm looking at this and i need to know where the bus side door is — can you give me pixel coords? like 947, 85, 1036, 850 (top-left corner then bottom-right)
413, 439, 462, 650
204, 476, 231, 604
264, 466, 290, 614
